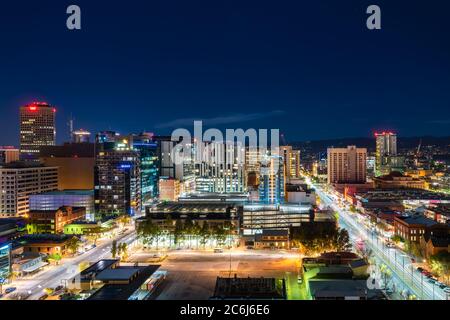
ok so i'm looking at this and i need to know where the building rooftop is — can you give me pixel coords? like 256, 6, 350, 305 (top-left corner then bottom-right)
96, 267, 141, 281
178, 192, 249, 203
356, 189, 450, 202
15, 234, 73, 244
309, 279, 384, 300
31, 190, 94, 196
396, 215, 439, 227
212, 276, 286, 300
88, 264, 160, 300
0, 162, 56, 169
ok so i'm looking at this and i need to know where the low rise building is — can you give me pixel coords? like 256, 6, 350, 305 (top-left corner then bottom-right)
29, 190, 95, 220
66, 259, 161, 300
424, 204, 450, 224
27, 206, 86, 234
285, 183, 316, 205
143, 202, 241, 233
394, 214, 448, 243
373, 171, 428, 190
253, 229, 289, 249
15, 234, 74, 257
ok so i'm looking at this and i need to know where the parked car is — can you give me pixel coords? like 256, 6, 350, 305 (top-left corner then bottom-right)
38, 294, 48, 300
416, 267, 424, 272
54, 285, 64, 292
427, 279, 437, 284
444, 287, 450, 294
4, 287, 16, 294
439, 284, 447, 290
214, 248, 223, 253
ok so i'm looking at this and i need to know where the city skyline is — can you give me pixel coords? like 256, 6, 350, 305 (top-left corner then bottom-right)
1, 1, 450, 305
1, 1, 450, 145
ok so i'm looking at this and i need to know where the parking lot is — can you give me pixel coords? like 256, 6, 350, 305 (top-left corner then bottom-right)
130, 249, 303, 300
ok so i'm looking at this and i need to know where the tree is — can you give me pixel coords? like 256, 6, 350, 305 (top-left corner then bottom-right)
118, 214, 131, 228
335, 228, 352, 252
212, 225, 226, 247
184, 217, 194, 248
199, 222, 210, 249
191, 221, 201, 249
137, 218, 157, 248
174, 219, 184, 247
67, 237, 82, 255
430, 252, 450, 278
47, 253, 62, 264
111, 240, 118, 258
119, 243, 129, 261
86, 227, 103, 245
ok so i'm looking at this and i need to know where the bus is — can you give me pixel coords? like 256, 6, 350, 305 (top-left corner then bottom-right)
141, 270, 167, 294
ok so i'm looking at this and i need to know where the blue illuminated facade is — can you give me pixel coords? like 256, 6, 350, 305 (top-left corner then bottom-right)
132, 133, 159, 206
0, 243, 11, 284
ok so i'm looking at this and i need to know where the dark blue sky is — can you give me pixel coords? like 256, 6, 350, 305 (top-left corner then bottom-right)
1, 0, 449, 145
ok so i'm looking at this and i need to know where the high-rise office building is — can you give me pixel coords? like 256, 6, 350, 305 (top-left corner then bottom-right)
327, 146, 367, 184
194, 141, 245, 193
0, 163, 59, 217
94, 143, 141, 217
375, 132, 397, 175
132, 133, 159, 205
279, 146, 301, 179
259, 155, 285, 204
19, 102, 56, 159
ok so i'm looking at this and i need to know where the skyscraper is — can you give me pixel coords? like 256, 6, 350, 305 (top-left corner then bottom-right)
327, 146, 367, 184
279, 146, 301, 179
94, 141, 141, 217
259, 155, 285, 204
19, 102, 56, 159
375, 132, 397, 174
132, 133, 159, 205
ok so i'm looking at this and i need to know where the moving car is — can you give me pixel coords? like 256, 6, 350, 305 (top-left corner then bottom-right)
4, 287, 16, 294
214, 248, 223, 253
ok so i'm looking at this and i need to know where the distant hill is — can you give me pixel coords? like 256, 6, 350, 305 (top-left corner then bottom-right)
291, 136, 450, 154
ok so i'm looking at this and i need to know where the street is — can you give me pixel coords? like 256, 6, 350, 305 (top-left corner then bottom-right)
304, 176, 449, 300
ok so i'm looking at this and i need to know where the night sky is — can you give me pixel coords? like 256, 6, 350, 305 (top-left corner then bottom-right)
0, 0, 449, 145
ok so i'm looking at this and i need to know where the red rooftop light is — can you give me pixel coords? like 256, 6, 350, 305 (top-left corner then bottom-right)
29, 106, 37, 111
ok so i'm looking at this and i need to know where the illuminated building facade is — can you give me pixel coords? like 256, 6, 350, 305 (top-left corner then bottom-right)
19, 102, 56, 159
29, 190, 94, 220
258, 155, 285, 204
72, 129, 91, 143
279, 146, 301, 179
327, 146, 367, 184
0, 163, 58, 217
194, 141, 245, 193
0, 243, 11, 283
94, 141, 141, 217
132, 133, 159, 205
375, 132, 397, 175
0, 147, 19, 165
